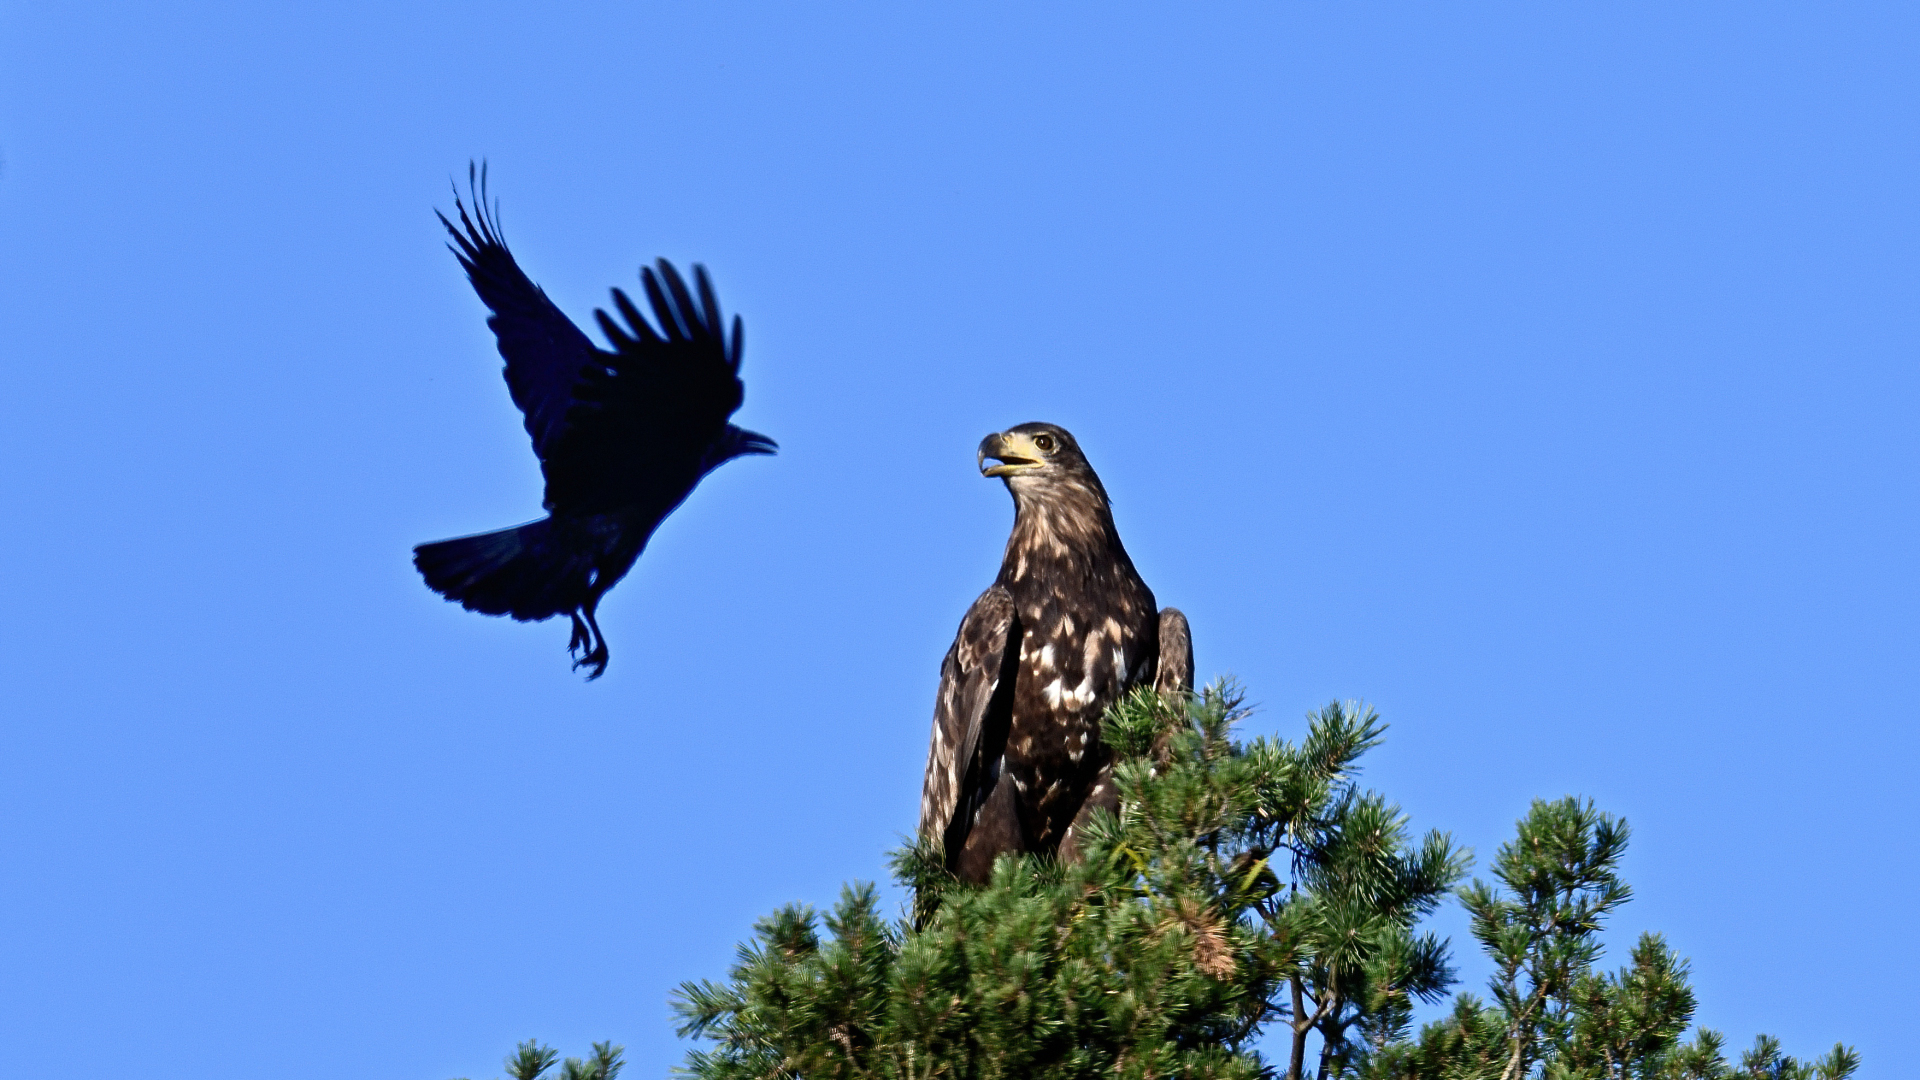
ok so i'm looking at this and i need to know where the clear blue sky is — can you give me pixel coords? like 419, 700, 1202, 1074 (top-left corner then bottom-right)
2, 3, 1913, 1077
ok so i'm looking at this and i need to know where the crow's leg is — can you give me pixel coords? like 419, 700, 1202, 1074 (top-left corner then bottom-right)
568, 610, 592, 657
571, 595, 610, 680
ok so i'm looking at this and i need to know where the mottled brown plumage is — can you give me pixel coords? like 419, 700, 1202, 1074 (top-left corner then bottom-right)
920, 423, 1193, 883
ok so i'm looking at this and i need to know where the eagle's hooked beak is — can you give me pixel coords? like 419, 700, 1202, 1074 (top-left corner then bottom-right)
979, 431, 1045, 478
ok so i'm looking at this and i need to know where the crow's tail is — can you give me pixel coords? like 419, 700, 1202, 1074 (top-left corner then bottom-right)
412, 518, 587, 622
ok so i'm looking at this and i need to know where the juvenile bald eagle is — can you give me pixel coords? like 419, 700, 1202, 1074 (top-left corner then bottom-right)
920, 423, 1192, 883
412, 166, 775, 679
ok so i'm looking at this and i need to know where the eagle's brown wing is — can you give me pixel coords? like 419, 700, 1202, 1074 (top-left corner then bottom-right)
1155, 607, 1193, 693
1059, 605, 1196, 862
919, 585, 1021, 856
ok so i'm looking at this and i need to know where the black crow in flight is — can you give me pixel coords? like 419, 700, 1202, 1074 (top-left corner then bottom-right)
413, 166, 774, 679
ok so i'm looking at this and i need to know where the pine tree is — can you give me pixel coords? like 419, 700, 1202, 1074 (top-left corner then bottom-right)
671, 683, 1466, 1079
1467, 797, 1635, 1080
454, 1039, 624, 1080
1370, 800, 1859, 1080
463, 679, 1861, 1080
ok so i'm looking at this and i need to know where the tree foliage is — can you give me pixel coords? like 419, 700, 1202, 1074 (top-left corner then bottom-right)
674, 683, 1456, 1079
1368, 799, 1857, 1080
466, 681, 1860, 1080
674, 682, 1406, 1080
455, 1039, 624, 1080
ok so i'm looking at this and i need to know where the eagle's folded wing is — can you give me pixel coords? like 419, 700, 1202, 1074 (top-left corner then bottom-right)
920, 585, 1019, 856
1156, 606, 1193, 694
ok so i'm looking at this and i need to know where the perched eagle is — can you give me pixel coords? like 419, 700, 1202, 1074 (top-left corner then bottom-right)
413, 166, 775, 679
920, 423, 1192, 882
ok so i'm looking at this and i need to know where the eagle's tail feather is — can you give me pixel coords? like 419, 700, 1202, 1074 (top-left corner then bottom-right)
413, 518, 584, 622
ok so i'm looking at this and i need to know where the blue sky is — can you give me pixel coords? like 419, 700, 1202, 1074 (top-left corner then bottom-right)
1, 3, 1913, 1077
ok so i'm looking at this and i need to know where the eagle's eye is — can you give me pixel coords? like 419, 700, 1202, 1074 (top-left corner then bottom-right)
1034, 434, 1057, 453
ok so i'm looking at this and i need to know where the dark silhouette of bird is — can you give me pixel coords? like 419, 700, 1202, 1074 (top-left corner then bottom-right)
919, 422, 1192, 883
413, 166, 774, 679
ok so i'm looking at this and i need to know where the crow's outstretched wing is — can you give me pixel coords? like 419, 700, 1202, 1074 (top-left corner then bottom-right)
438, 164, 602, 465
920, 586, 1020, 859
544, 258, 747, 512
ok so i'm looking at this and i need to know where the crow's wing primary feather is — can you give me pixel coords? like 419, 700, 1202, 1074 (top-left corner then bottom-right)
920, 586, 1020, 856
545, 259, 746, 512
438, 165, 602, 464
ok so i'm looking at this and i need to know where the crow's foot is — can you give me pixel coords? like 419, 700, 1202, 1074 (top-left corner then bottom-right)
572, 641, 610, 680
567, 605, 609, 680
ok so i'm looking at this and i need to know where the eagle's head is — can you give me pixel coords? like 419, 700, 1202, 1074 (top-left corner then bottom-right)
978, 422, 1110, 507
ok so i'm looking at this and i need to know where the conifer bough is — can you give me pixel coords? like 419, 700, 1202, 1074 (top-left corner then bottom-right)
471, 683, 1861, 1080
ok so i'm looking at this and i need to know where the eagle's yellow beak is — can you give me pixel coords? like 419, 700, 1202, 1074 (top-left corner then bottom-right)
979, 431, 1046, 478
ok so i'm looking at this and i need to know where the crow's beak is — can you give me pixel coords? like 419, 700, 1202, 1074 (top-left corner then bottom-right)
979, 431, 1044, 478
735, 429, 779, 456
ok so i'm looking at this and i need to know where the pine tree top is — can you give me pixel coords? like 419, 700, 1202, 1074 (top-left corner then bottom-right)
472, 680, 1860, 1080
